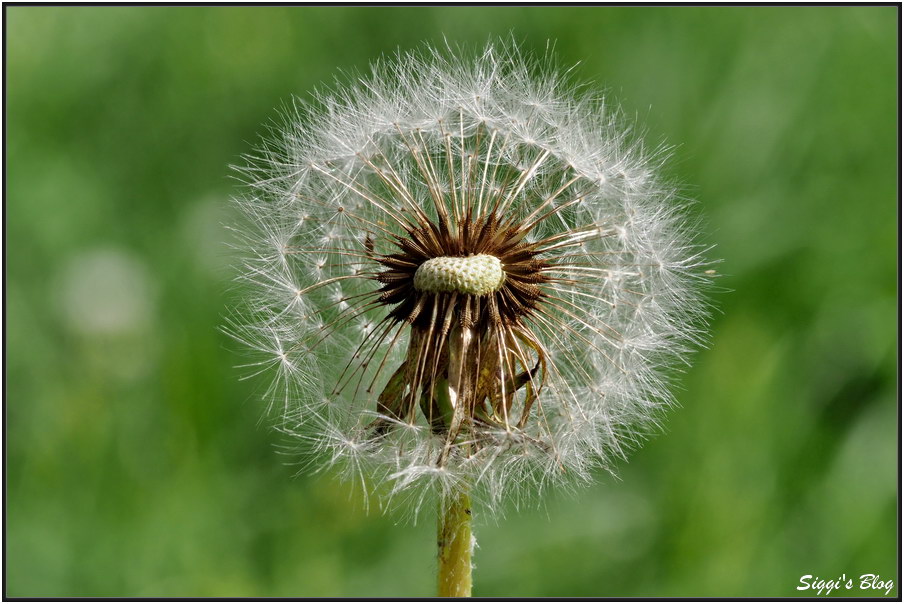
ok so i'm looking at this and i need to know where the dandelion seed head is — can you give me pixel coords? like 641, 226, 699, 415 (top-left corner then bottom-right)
229, 41, 712, 516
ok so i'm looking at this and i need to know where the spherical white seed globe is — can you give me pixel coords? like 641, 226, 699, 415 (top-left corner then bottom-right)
229, 42, 712, 514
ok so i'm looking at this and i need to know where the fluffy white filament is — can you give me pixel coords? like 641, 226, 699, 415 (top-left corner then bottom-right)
228, 42, 711, 515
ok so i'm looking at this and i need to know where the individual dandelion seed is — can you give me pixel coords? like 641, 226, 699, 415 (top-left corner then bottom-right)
228, 41, 712, 597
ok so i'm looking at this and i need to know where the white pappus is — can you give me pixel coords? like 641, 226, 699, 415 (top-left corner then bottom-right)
227, 41, 712, 516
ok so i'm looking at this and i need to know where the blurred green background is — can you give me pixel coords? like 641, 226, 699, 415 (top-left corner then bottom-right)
6, 6, 898, 598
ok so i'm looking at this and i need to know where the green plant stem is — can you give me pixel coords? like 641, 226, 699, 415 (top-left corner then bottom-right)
437, 490, 472, 597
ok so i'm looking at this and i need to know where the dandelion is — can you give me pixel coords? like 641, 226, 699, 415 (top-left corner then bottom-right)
229, 41, 712, 597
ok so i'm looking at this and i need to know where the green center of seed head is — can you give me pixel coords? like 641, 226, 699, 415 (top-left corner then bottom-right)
413, 254, 505, 296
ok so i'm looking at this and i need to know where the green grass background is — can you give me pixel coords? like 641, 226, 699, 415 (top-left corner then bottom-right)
6, 6, 899, 598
